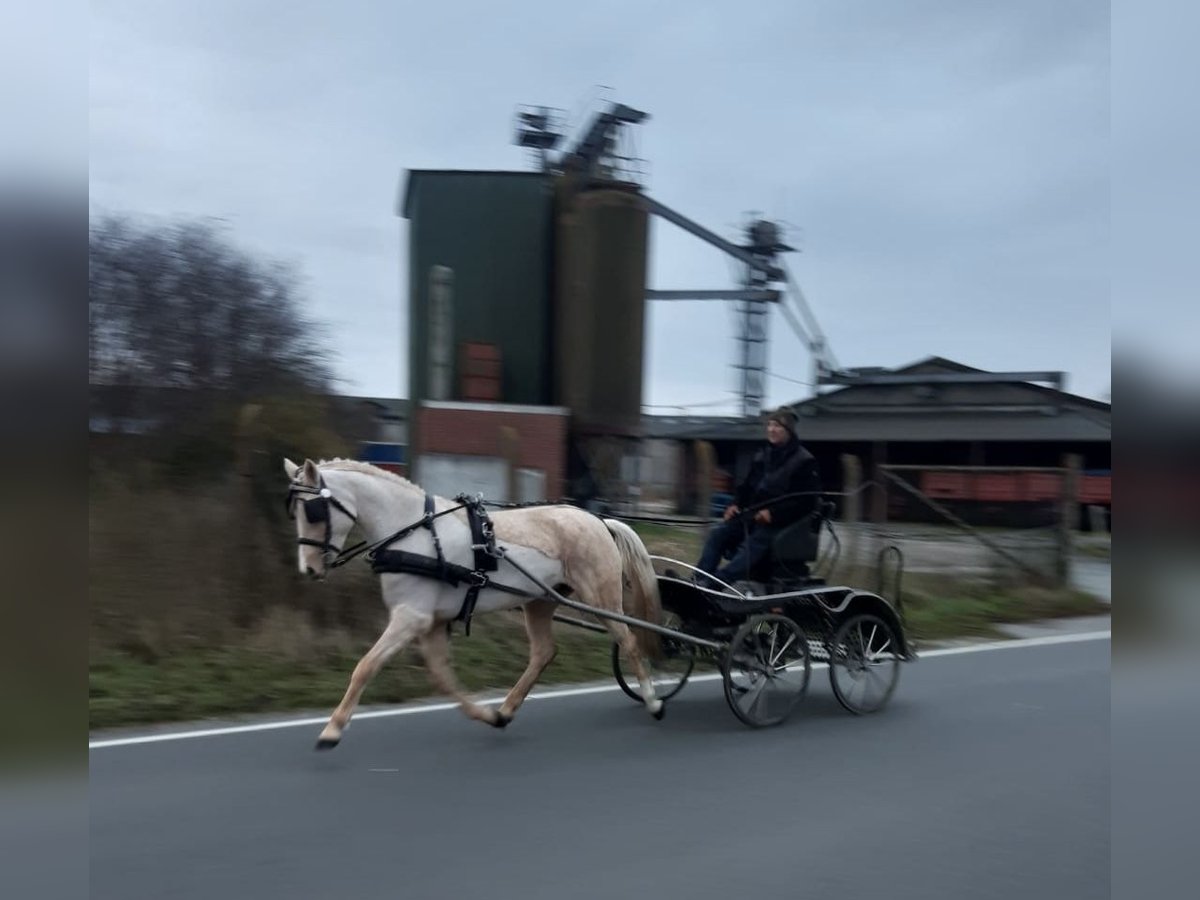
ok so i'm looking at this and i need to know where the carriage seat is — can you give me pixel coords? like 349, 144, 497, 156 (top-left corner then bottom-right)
746, 499, 833, 588
772, 516, 821, 569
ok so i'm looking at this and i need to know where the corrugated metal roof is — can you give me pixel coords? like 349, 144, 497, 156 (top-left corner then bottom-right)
794, 355, 1111, 413
640, 412, 1110, 443
643, 357, 1110, 443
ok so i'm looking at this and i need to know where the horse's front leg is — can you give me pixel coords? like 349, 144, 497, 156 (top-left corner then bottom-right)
418, 623, 507, 727
317, 605, 429, 750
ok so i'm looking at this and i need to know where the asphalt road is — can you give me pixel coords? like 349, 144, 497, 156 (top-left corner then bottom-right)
90, 637, 1110, 900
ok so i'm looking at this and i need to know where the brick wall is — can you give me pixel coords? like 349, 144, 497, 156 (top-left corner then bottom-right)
416, 403, 568, 499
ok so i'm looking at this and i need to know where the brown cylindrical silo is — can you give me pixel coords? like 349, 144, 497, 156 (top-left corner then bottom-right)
553, 182, 649, 437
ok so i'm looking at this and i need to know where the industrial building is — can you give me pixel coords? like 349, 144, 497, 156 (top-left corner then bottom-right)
642, 356, 1111, 525
398, 166, 647, 502
396, 101, 716, 504
388, 97, 1111, 526
346, 352, 1113, 527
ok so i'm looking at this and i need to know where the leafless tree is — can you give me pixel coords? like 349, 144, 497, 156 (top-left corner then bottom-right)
89, 214, 342, 478
90, 214, 337, 395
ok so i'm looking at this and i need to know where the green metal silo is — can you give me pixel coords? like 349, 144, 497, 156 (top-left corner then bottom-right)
553, 180, 649, 436
400, 170, 555, 407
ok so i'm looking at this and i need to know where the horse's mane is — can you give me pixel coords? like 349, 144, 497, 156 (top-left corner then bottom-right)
316, 458, 422, 493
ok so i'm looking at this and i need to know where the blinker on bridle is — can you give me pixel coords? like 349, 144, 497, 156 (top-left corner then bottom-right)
286, 473, 358, 559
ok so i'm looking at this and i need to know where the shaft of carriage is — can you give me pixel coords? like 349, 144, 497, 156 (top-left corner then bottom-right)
501, 551, 725, 652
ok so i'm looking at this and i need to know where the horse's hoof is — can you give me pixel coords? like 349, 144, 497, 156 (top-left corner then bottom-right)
651, 703, 666, 721
491, 711, 512, 729
315, 736, 340, 751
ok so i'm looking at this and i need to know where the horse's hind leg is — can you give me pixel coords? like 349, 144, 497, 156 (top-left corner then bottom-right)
495, 599, 559, 724
317, 605, 429, 750
417, 624, 507, 727
577, 567, 665, 720
604, 619, 665, 719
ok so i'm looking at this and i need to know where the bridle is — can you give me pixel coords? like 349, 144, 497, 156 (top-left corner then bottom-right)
284, 473, 476, 574
285, 473, 359, 562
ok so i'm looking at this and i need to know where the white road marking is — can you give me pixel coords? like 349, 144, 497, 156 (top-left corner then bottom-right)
88, 629, 1110, 750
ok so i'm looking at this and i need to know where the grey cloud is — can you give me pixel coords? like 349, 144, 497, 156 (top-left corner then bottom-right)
89, 0, 1110, 405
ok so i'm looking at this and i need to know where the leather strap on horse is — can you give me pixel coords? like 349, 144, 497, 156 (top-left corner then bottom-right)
366, 493, 521, 636
370, 548, 476, 584
369, 549, 531, 628
423, 494, 449, 577
286, 475, 364, 560
454, 496, 503, 635
467, 499, 500, 575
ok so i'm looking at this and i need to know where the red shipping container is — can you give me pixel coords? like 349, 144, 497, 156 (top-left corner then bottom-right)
1078, 474, 1111, 505
921, 471, 970, 499
1024, 472, 1063, 502
976, 473, 1021, 502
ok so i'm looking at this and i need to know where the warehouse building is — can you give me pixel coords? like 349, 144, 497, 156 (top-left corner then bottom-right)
642, 356, 1111, 525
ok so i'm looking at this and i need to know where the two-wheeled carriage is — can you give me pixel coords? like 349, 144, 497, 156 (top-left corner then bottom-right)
559, 501, 918, 728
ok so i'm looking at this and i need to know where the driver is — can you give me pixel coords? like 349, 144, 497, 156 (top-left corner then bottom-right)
694, 406, 820, 584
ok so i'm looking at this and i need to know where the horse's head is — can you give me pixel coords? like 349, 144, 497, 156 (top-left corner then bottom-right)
283, 458, 358, 580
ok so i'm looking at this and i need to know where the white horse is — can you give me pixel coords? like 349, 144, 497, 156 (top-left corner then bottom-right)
282, 457, 667, 748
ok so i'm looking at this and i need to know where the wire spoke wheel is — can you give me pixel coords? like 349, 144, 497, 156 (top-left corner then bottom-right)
723, 614, 811, 727
829, 613, 901, 714
612, 613, 696, 703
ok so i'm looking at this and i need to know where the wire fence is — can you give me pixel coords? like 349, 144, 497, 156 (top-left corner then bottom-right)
603, 459, 1092, 591
860, 464, 1083, 587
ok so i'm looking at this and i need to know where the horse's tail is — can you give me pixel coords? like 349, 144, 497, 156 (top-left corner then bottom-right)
603, 518, 664, 661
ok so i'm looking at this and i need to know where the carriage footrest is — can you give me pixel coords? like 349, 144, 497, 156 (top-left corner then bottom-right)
732, 580, 769, 597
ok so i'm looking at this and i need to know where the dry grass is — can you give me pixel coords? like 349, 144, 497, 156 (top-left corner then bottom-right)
896, 573, 1107, 641
89, 476, 618, 728
629, 521, 706, 564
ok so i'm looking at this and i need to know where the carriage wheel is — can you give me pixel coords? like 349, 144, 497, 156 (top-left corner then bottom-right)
612, 613, 695, 703
722, 614, 811, 728
828, 613, 901, 714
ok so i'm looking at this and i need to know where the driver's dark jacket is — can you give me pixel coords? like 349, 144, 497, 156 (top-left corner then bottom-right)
734, 436, 821, 528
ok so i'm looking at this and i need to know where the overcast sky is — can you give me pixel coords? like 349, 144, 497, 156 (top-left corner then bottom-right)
88, 0, 1111, 409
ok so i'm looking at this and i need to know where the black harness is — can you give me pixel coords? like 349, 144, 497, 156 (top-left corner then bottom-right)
285, 474, 360, 558
286, 478, 534, 635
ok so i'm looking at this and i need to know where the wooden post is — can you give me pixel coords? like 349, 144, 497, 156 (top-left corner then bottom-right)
1058, 454, 1082, 587
232, 402, 265, 622
841, 453, 862, 580
499, 426, 519, 504
869, 441, 888, 524
674, 440, 690, 515
675, 441, 692, 515
695, 440, 715, 529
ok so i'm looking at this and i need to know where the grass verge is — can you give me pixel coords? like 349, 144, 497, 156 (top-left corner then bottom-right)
898, 574, 1108, 642
89, 524, 1109, 731
89, 581, 1107, 731
90, 614, 615, 731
